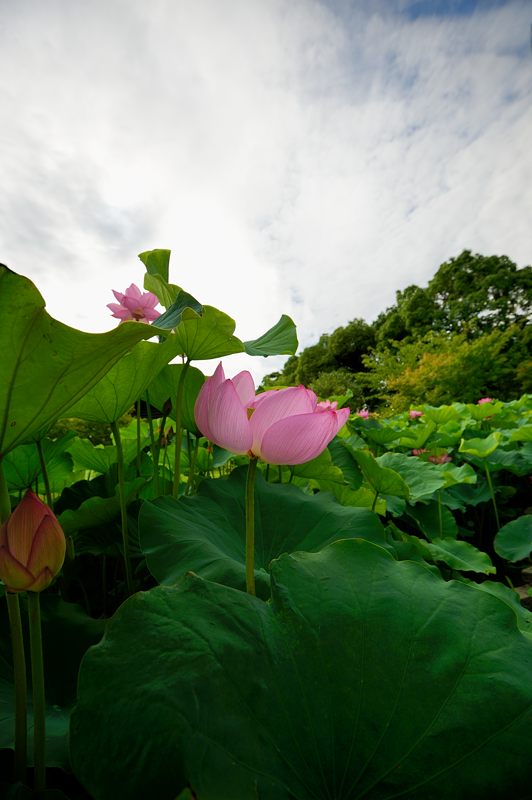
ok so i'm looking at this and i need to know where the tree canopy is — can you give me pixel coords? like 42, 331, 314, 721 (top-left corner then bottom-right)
262, 251, 531, 411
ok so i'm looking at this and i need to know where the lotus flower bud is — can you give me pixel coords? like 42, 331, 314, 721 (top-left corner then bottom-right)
0, 490, 66, 593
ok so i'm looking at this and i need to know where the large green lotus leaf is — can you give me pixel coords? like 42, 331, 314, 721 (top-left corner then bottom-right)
436, 460, 477, 487
70, 539, 532, 799
2, 432, 78, 494
327, 438, 363, 489
465, 401, 504, 421
508, 424, 532, 442
62, 336, 183, 424
172, 306, 244, 360
494, 515, 532, 562
423, 404, 460, 424
291, 447, 347, 493
143, 364, 205, 433
139, 466, 388, 597
66, 435, 145, 475
243, 314, 298, 356
459, 432, 502, 458
351, 449, 410, 499
377, 452, 445, 501
0, 266, 167, 457
153, 288, 204, 329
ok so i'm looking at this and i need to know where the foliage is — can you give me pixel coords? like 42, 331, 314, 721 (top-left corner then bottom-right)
1, 252, 531, 799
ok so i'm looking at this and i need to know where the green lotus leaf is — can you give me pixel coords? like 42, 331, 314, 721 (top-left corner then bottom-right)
459, 432, 503, 459
139, 466, 388, 597
494, 515, 532, 562
243, 314, 298, 356
0, 266, 166, 457
70, 539, 532, 799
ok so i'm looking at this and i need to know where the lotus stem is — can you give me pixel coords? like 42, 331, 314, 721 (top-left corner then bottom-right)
35, 440, 53, 509
145, 391, 160, 497
28, 592, 46, 792
135, 399, 142, 477
6, 592, 27, 784
172, 359, 190, 498
371, 490, 379, 512
484, 463, 501, 531
110, 420, 133, 595
245, 457, 258, 595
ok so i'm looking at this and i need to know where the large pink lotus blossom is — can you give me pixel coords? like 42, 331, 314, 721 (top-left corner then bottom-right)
107, 283, 161, 323
477, 397, 494, 405
194, 363, 350, 465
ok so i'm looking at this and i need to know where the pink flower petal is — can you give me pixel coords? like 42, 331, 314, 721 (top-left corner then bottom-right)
258, 409, 340, 465
0, 546, 34, 591
107, 303, 134, 320
112, 290, 126, 303
250, 386, 316, 455
232, 371, 256, 405
124, 284, 143, 300
207, 380, 253, 454
27, 515, 66, 578
6, 491, 46, 565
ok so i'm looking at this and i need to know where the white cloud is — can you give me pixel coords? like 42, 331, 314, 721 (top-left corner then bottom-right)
0, 0, 530, 384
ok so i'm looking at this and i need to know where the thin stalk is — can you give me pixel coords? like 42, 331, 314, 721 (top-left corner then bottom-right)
371, 490, 379, 512
6, 592, 27, 784
484, 463, 501, 531
145, 391, 160, 497
245, 457, 258, 596
186, 435, 199, 495
438, 490, 443, 537
172, 360, 190, 498
28, 592, 46, 793
110, 420, 133, 595
135, 399, 142, 477
0, 465, 27, 783
36, 440, 53, 509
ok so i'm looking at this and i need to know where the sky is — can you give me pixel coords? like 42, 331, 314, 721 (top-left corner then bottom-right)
1, 0, 531, 383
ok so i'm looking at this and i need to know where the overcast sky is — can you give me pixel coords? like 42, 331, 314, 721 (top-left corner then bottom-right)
1, 0, 530, 382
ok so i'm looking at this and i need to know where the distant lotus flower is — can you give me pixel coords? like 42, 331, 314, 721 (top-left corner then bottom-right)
0, 491, 66, 593
428, 454, 452, 464
412, 448, 428, 456
477, 397, 494, 405
107, 283, 161, 323
194, 363, 350, 465
409, 410, 423, 419
357, 409, 370, 419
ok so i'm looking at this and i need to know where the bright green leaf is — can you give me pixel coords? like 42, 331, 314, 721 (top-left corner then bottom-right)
243, 315, 298, 356
494, 516, 532, 562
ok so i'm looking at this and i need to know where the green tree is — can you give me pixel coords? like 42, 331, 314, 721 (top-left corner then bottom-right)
328, 318, 375, 371
427, 250, 532, 334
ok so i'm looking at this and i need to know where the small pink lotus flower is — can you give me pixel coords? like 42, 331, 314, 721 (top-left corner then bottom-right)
0, 491, 66, 593
409, 409, 423, 419
357, 409, 370, 419
412, 448, 428, 456
107, 283, 161, 323
194, 363, 350, 465
477, 397, 493, 405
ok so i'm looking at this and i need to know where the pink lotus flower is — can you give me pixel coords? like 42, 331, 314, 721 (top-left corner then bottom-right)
357, 409, 370, 419
107, 283, 161, 323
409, 409, 423, 419
412, 448, 428, 456
477, 397, 493, 405
194, 363, 350, 465
0, 491, 66, 593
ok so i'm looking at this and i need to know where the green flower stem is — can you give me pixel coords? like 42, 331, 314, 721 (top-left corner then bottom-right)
6, 592, 27, 784
245, 457, 258, 596
186, 434, 199, 496
135, 399, 142, 477
145, 391, 160, 498
28, 592, 46, 792
110, 420, 133, 596
371, 490, 379, 513
484, 463, 501, 531
172, 359, 190, 498
438, 490, 443, 537
36, 439, 53, 509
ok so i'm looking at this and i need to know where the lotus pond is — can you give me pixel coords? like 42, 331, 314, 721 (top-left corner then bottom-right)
0, 251, 531, 799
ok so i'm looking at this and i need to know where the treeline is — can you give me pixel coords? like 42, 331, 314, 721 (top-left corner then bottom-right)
262, 251, 532, 412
